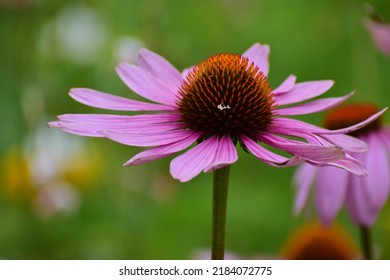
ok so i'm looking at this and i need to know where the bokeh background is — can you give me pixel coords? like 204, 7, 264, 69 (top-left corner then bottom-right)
1, 0, 390, 259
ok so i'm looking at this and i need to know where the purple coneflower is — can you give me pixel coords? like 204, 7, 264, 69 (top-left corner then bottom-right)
294, 103, 390, 259
49, 43, 384, 259
49, 43, 382, 181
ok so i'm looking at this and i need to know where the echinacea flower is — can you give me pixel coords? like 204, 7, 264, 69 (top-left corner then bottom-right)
364, 6, 390, 55
49, 43, 384, 182
281, 221, 358, 260
294, 103, 390, 227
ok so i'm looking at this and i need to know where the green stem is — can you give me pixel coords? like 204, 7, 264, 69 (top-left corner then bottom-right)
360, 226, 373, 260
211, 165, 231, 260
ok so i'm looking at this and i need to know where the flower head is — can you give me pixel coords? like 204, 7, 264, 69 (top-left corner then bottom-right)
294, 103, 390, 227
49, 43, 384, 182
281, 221, 358, 260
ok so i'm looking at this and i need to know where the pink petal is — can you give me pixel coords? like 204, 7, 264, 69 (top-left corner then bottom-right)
275, 80, 334, 106
242, 43, 270, 76
345, 171, 378, 227
204, 135, 238, 172
69, 88, 174, 111
124, 132, 200, 166
102, 129, 193, 147
272, 75, 297, 94
317, 134, 368, 153
315, 166, 348, 226
321, 154, 366, 176
276, 92, 354, 116
241, 135, 301, 166
378, 127, 390, 151
170, 136, 220, 182
57, 113, 181, 124
316, 108, 387, 135
51, 113, 182, 137
116, 62, 178, 106
259, 133, 344, 164
268, 117, 370, 152
362, 133, 390, 211
365, 19, 390, 55
293, 163, 317, 214
137, 48, 183, 92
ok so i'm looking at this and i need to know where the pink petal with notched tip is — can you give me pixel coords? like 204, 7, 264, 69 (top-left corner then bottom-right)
50, 113, 182, 137
69, 88, 173, 111
242, 43, 270, 77
275, 80, 334, 106
57, 113, 182, 124
315, 166, 348, 226
293, 163, 317, 214
116, 62, 178, 106
361, 133, 390, 211
204, 135, 238, 173
102, 129, 193, 147
170, 136, 220, 182
137, 48, 183, 92
276, 92, 354, 116
272, 75, 297, 94
124, 132, 200, 166
258, 133, 344, 164
241, 135, 301, 166
52, 120, 183, 137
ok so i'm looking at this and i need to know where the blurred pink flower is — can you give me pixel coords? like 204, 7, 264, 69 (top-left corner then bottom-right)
294, 103, 390, 227
50, 43, 384, 182
365, 9, 390, 55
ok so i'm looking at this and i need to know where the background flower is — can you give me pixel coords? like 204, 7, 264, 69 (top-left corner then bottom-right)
294, 103, 390, 227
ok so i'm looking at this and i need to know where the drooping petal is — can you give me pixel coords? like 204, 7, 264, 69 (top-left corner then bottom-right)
242, 43, 270, 76
317, 134, 368, 153
322, 154, 366, 176
315, 166, 348, 226
241, 135, 301, 166
293, 163, 317, 214
276, 92, 354, 116
102, 129, 193, 147
69, 88, 173, 111
362, 133, 390, 211
204, 135, 238, 172
275, 80, 334, 106
345, 171, 378, 227
124, 132, 200, 166
272, 75, 296, 94
116, 62, 178, 106
137, 48, 183, 92
259, 133, 345, 164
268, 117, 374, 152
170, 136, 220, 182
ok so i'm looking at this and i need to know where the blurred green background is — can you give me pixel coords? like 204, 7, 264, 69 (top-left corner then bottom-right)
1, 0, 390, 259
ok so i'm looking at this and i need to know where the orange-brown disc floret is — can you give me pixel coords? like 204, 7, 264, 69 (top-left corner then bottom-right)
177, 54, 275, 140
